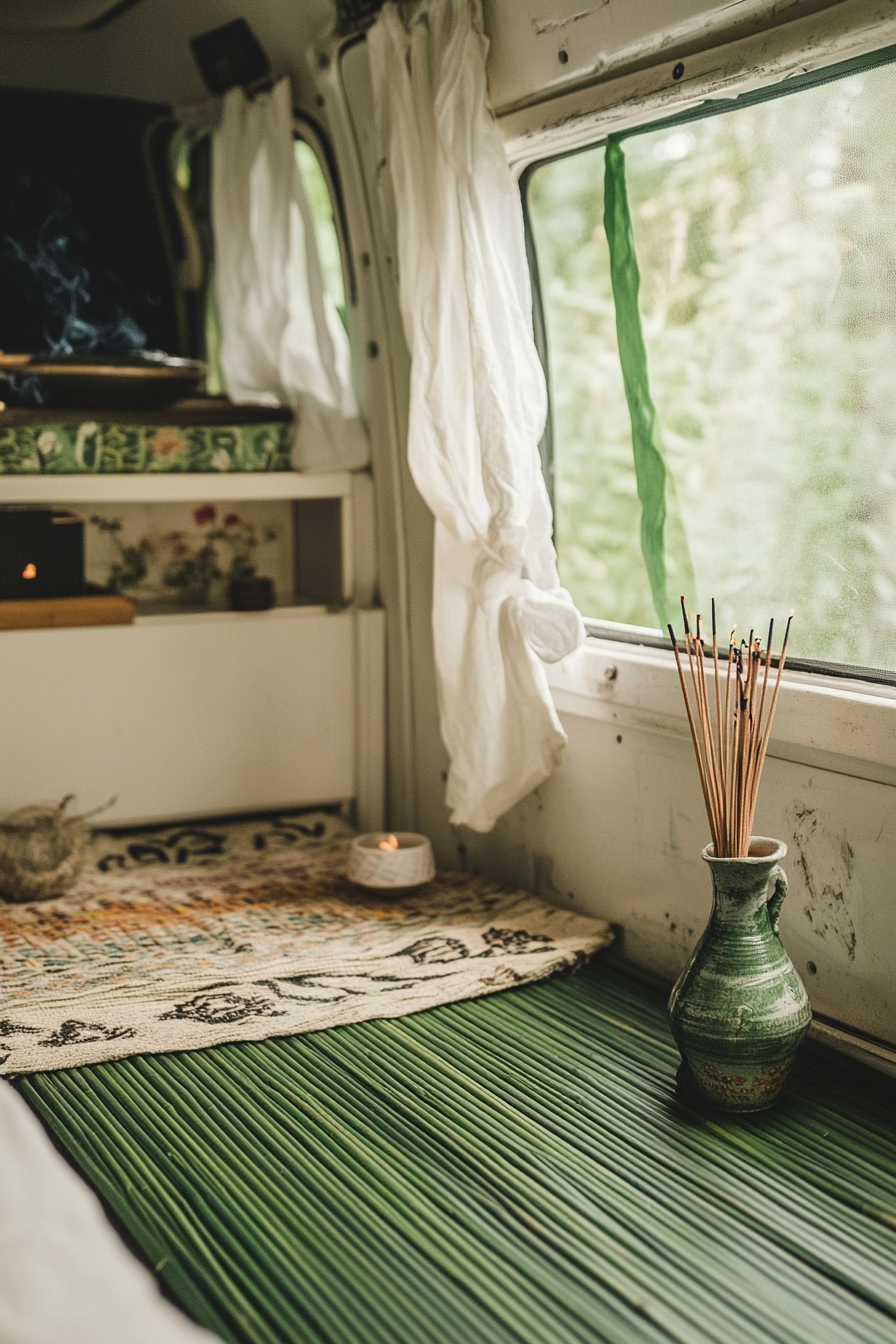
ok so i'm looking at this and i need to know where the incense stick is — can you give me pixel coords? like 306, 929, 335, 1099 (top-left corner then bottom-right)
669, 603, 791, 858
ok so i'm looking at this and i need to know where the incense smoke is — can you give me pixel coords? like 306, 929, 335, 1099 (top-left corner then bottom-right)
4, 199, 147, 356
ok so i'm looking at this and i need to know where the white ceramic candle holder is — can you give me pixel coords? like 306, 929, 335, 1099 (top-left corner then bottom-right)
347, 832, 436, 891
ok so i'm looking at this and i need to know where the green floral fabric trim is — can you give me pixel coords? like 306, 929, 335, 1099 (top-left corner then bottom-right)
0, 420, 293, 474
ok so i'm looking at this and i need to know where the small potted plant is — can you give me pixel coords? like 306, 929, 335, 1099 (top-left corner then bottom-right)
203, 506, 278, 611
90, 506, 279, 610
161, 509, 223, 607
90, 516, 155, 595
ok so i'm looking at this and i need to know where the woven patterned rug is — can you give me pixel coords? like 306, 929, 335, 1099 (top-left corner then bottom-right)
0, 838, 612, 1074
89, 809, 356, 874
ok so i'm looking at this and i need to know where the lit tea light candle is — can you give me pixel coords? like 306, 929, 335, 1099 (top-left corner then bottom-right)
348, 832, 436, 892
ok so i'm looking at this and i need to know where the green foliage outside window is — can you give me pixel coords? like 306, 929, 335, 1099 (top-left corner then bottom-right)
295, 140, 347, 331
528, 62, 896, 670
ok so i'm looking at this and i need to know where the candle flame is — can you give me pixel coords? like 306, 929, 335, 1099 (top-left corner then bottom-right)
22, 563, 36, 579
378, 833, 399, 851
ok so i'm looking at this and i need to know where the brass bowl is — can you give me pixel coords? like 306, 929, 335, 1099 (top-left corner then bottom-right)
0, 350, 207, 409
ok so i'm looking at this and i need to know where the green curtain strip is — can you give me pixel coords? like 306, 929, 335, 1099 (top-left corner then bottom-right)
19, 958, 896, 1344
602, 138, 669, 627
603, 137, 694, 629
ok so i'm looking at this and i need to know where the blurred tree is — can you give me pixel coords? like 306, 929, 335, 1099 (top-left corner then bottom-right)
528, 63, 896, 670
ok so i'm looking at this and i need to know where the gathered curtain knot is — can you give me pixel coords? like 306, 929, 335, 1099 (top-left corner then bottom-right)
502, 582, 584, 665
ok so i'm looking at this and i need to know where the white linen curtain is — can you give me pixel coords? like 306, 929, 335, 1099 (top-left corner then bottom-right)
212, 78, 368, 472
368, 0, 584, 833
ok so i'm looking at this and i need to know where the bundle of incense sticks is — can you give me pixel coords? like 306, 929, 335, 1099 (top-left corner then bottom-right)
668, 599, 792, 859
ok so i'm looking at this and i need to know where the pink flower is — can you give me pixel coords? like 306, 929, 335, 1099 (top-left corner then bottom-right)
193, 505, 216, 527
224, 513, 240, 528
154, 429, 187, 458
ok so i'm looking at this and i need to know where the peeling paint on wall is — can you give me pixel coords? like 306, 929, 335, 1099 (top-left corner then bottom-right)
788, 800, 858, 961
533, 850, 567, 905
666, 806, 682, 858
532, 3, 610, 38
663, 908, 696, 949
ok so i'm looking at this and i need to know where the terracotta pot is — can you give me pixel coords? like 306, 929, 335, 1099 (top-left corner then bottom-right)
669, 837, 811, 1112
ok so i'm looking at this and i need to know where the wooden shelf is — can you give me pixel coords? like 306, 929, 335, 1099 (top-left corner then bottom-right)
0, 471, 352, 504
133, 602, 340, 627
0, 398, 294, 428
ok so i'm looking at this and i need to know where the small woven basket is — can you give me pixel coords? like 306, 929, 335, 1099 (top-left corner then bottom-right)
0, 795, 95, 903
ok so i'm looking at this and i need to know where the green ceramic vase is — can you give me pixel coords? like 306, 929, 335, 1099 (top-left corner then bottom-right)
668, 837, 812, 1112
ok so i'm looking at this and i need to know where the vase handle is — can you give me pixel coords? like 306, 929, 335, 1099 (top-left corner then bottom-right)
766, 865, 787, 936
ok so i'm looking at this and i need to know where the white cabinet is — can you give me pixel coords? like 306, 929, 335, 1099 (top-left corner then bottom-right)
0, 473, 384, 829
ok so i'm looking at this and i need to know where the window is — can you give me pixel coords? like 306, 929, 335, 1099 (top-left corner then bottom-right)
295, 137, 348, 331
161, 117, 352, 395
526, 53, 896, 674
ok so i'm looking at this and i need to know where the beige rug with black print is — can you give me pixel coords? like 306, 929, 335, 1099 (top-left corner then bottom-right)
0, 815, 612, 1074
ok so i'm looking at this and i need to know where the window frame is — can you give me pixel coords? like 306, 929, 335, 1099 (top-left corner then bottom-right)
521, 39, 896, 693
549, 631, 896, 794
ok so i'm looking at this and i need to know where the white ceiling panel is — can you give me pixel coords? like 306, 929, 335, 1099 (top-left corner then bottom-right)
481, 0, 832, 113
0, 0, 334, 105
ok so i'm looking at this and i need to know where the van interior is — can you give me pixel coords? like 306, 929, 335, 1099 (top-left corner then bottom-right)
0, 2, 894, 1341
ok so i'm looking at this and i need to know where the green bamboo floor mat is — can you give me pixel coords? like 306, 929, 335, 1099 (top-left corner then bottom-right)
18, 958, 896, 1344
